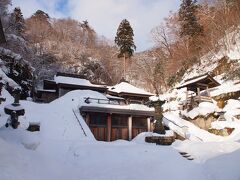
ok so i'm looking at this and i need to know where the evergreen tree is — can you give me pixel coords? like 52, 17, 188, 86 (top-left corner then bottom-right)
32, 10, 50, 20
80, 20, 96, 48
9, 7, 25, 36
179, 0, 203, 38
115, 19, 136, 78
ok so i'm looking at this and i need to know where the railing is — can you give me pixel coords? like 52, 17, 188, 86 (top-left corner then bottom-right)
163, 116, 203, 142
193, 96, 212, 102
84, 97, 121, 105
72, 109, 87, 137
180, 95, 213, 110
128, 99, 143, 104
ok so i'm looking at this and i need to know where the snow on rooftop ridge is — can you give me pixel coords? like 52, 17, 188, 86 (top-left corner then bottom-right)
109, 82, 153, 96
178, 74, 209, 88
82, 100, 154, 112
54, 75, 105, 88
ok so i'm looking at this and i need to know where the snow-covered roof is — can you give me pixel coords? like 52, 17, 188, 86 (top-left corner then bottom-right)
81, 103, 154, 116
108, 82, 153, 96
178, 74, 208, 88
177, 73, 220, 90
36, 89, 56, 93
54, 75, 106, 88
105, 94, 125, 100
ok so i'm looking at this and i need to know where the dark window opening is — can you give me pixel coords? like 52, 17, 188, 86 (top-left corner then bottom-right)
89, 113, 107, 126
112, 114, 128, 127
132, 117, 147, 128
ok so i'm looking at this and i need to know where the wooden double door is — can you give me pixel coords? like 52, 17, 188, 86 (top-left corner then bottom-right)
88, 113, 148, 141
90, 126, 129, 141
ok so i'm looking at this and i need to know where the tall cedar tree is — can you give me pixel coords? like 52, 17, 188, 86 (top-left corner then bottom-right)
9, 7, 25, 36
115, 19, 136, 78
179, 0, 203, 38
32, 10, 50, 20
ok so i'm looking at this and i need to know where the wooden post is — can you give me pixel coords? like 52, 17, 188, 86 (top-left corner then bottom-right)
206, 86, 210, 96
107, 114, 112, 142
147, 118, 151, 132
128, 116, 132, 141
197, 87, 201, 102
86, 113, 90, 126
185, 88, 188, 100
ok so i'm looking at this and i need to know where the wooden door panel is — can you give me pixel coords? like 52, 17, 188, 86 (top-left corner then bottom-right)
111, 127, 128, 141
90, 127, 107, 141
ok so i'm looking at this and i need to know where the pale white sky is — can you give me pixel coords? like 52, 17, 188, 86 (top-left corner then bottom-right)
11, 0, 180, 52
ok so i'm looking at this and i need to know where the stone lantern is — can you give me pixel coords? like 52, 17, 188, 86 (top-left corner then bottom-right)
150, 99, 166, 134
4, 87, 25, 129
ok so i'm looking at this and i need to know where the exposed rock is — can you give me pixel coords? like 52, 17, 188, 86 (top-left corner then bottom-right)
188, 114, 218, 130
208, 127, 234, 136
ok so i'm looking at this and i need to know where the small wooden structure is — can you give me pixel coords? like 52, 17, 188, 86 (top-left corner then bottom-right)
79, 80, 155, 141
177, 73, 220, 109
36, 72, 107, 102
0, 18, 6, 44
108, 79, 153, 104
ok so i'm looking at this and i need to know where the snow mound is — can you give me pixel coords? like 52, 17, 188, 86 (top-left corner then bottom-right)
132, 131, 174, 144
183, 102, 219, 119
163, 112, 223, 142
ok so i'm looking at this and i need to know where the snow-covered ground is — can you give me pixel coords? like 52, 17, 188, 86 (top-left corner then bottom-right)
1, 89, 240, 180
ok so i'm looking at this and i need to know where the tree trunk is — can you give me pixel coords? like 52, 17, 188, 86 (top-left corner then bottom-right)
123, 53, 126, 79
0, 18, 6, 44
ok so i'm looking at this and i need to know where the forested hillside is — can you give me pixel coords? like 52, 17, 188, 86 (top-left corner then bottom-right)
1, 0, 240, 96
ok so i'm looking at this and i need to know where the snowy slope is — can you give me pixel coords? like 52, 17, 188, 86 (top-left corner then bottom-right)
1, 88, 240, 180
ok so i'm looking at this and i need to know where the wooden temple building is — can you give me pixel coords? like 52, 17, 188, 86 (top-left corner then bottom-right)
36, 72, 108, 102
37, 73, 155, 141
81, 80, 154, 141
177, 73, 220, 109
107, 78, 153, 104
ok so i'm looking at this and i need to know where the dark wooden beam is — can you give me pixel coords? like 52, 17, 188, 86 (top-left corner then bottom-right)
107, 114, 111, 142
59, 83, 107, 93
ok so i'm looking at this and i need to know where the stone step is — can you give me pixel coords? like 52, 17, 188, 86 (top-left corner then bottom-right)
178, 151, 194, 161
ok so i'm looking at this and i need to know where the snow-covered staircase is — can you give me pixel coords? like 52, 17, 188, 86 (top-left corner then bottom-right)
179, 152, 194, 161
